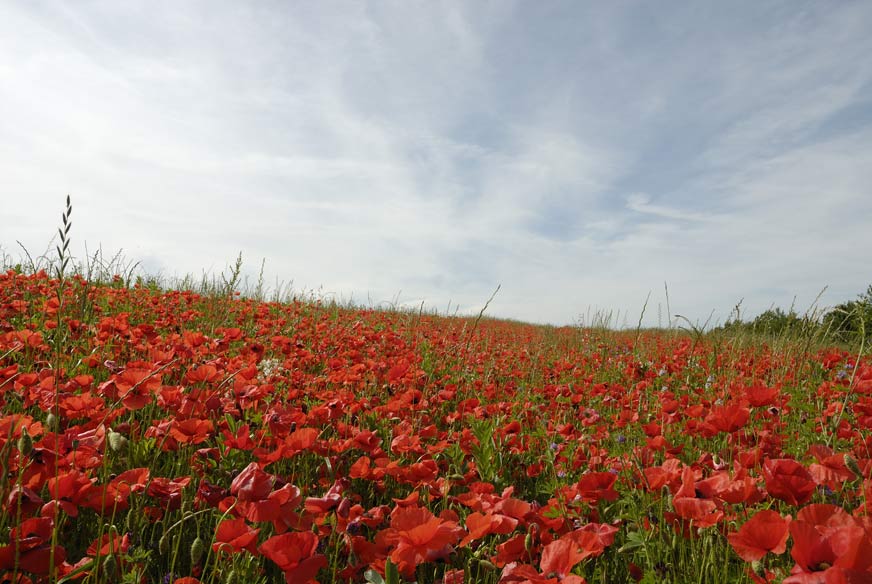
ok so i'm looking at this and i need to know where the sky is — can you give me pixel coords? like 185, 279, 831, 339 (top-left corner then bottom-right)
2, 1, 872, 327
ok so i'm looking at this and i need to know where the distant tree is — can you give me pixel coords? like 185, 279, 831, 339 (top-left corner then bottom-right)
822, 285, 872, 343
717, 285, 872, 346
749, 307, 805, 336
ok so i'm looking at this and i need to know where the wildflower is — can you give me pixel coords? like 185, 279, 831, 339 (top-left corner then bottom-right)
727, 510, 791, 562
213, 518, 260, 555
259, 532, 326, 584
386, 506, 464, 579
784, 504, 872, 582
0, 517, 66, 575
257, 358, 282, 380
762, 459, 816, 506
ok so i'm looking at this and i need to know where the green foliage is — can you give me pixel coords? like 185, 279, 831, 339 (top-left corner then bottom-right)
364, 559, 404, 584
750, 307, 804, 335
718, 284, 872, 350
822, 285, 872, 344
468, 415, 505, 488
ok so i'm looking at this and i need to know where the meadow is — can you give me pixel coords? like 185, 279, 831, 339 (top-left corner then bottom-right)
1, 233, 871, 583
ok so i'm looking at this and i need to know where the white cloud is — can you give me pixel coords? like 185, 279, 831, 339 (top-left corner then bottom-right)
626, 193, 719, 223
2, 1, 871, 327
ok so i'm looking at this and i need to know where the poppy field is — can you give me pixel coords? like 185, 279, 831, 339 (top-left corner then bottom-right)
1, 266, 872, 584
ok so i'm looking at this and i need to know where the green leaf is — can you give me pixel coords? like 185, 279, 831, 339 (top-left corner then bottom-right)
385, 558, 401, 584
618, 530, 646, 553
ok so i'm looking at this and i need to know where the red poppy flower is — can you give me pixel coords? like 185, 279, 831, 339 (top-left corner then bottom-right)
114, 366, 161, 411
460, 512, 518, 546
745, 383, 780, 407
83, 467, 150, 513
796, 503, 854, 529
441, 568, 465, 584
186, 364, 220, 384
197, 479, 230, 508
259, 531, 326, 584
169, 418, 214, 445
0, 517, 66, 575
674, 466, 703, 499
146, 476, 191, 511
728, 510, 791, 562
670, 497, 724, 530
58, 392, 106, 421
213, 518, 260, 555
783, 504, 872, 582
229, 464, 303, 529
267, 483, 306, 533
762, 458, 816, 506
45, 469, 95, 517
87, 531, 130, 557
496, 497, 532, 522
221, 424, 257, 453
390, 491, 419, 508
706, 404, 750, 433
386, 505, 464, 578
540, 537, 586, 578
643, 459, 683, 491
230, 462, 274, 501
499, 562, 560, 584
6, 484, 43, 517
350, 455, 373, 480
574, 523, 619, 550
352, 430, 382, 452
717, 474, 765, 505
574, 472, 620, 503
282, 427, 320, 457
304, 478, 349, 515
808, 445, 856, 490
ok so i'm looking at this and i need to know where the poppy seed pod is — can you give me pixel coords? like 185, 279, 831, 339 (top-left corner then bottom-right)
108, 430, 128, 452
102, 554, 117, 579
17, 427, 33, 456
844, 454, 862, 478
190, 536, 206, 564
45, 412, 59, 432
476, 559, 496, 571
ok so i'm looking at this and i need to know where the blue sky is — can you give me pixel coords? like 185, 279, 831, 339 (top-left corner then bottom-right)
2, 1, 872, 327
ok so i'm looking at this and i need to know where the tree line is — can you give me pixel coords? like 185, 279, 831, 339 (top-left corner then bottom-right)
718, 285, 872, 345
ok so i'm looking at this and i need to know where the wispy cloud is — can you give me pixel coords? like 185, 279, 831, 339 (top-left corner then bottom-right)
626, 193, 719, 223
2, 1, 871, 326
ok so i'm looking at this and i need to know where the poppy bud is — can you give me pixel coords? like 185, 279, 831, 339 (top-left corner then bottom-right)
17, 427, 33, 456
476, 559, 496, 571
108, 430, 128, 452
46, 412, 58, 432
190, 536, 206, 564
845, 454, 862, 479
102, 554, 117, 578
159, 535, 170, 555
524, 531, 533, 552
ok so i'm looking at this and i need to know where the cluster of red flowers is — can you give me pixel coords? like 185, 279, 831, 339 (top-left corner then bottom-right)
1, 269, 872, 583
